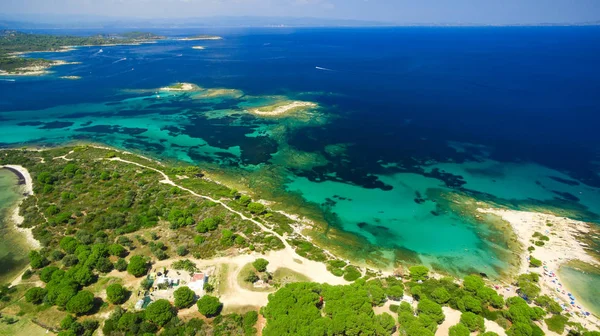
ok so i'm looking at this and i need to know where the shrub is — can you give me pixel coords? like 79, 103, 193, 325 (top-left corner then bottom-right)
174, 286, 196, 308
115, 258, 128, 272
25, 287, 47, 304
127, 256, 148, 277
29, 250, 49, 269
460, 312, 485, 332
247, 202, 266, 214
529, 256, 542, 267
106, 284, 127, 304
197, 295, 222, 317
343, 266, 362, 281
409, 265, 429, 281
66, 290, 95, 315
145, 299, 176, 326
449, 323, 471, 336
253, 258, 269, 272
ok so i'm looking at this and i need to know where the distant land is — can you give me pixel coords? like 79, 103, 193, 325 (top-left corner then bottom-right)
0, 14, 599, 29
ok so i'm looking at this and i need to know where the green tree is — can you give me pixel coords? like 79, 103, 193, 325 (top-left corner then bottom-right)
28, 250, 49, 269
115, 258, 128, 272
66, 290, 95, 315
463, 275, 485, 293
108, 244, 127, 257
25, 287, 47, 304
431, 287, 451, 304
253, 258, 269, 272
387, 285, 404, 300
409, 265, 429, 281
417, 298, 445, 324
460, 312, 485, 332
247, 202, 266, 214
40, 266, 59, 283
145, 299, 176, 326
127, 256, 148, 277
197, 295, 222, 317
174, 286, 196, 309
106, 284, 127, 304
449, 323, 471, 336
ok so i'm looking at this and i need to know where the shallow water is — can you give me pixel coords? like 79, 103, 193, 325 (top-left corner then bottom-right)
0, 169, 30, 284
1, 27, 600, 277
558, 264, 600, 317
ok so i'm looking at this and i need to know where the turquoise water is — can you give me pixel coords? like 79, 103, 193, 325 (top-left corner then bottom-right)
0, 169, 30, 284
558, 265, 600, 317
286, 172, 510, 275
1, 28, 600, 279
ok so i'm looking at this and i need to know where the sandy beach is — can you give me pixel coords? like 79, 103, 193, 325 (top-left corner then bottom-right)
177, 36, 222, 41
249, 101, 317, 116
480, 208, 600, 329
159, 82, 197, 91
1, 165, 40, 251
0, 60, 80, 76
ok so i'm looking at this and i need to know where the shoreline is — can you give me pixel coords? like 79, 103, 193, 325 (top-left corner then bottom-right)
480, 208, 600, 328
0, 60, 80, 77
249, 101, 318, 117
0, 165, 40, 250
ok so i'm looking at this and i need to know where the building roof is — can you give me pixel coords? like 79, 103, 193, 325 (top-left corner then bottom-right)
191, 273, 206, 282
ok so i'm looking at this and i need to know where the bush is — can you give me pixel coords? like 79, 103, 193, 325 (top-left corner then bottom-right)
146, 299, 176, 326
409, 265, 429, 281
106, 284, 127, 304
174, 286, 196, 309
529, 256, 542, 267
127, 256, 148, 277
66, 290, 95, 315
176, 245, 188, 256
545, 315, 569, 334
343, 266, 362, 281
29, 250, 49, 269
460, 312, 485, 332
253, 258, 269, 272
115, 258, 128, 272
449, 323, 471, 336
197, 295, 222, 317
247, 202, 266, 214
25, 287, 47, 304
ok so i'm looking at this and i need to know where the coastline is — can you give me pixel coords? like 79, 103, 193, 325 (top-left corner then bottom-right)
0, 60, 80, 77
479, 208, 600, 327
0, 165, 40, 250
249, 101, 318, 117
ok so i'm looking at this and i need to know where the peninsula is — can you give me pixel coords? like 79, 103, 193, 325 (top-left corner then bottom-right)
0, 145, 598, 336
0, 30, 164, 76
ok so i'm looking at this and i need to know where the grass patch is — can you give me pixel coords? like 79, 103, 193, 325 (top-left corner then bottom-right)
0, 315, 54, 336
236, 263, 274, 293
272, 267, 310, 286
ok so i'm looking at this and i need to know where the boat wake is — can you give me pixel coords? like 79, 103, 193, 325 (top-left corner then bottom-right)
315, 66, 336, 72
112, 57, 127, 64
1, 79, 16, 82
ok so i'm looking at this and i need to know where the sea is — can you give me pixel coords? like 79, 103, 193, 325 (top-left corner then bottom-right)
1, 27, 599, 299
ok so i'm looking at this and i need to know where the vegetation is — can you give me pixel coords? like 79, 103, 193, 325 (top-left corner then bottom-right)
252, 258, 269, 272
106, 284, 127, 304
173, 286, 196, 309
197, 295, 222, 317
0, 30, 163, 73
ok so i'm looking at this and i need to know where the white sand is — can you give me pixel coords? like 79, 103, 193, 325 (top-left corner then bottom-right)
1, 165, 40, 252
249, 101, 317, 116
159, 83, 196, 91
177, 36, 222, 41
480, 208, 600, 329
0, 60, 80, 76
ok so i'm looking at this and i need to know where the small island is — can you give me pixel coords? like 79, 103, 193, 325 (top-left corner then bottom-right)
248, 101, 318, 117
177, 35, 223, 41
160, 82, 198, 91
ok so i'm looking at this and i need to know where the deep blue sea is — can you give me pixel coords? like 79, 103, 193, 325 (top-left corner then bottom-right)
1, 27, 600, 280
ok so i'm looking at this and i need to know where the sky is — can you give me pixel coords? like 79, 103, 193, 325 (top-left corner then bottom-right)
2, 0, 600, 24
